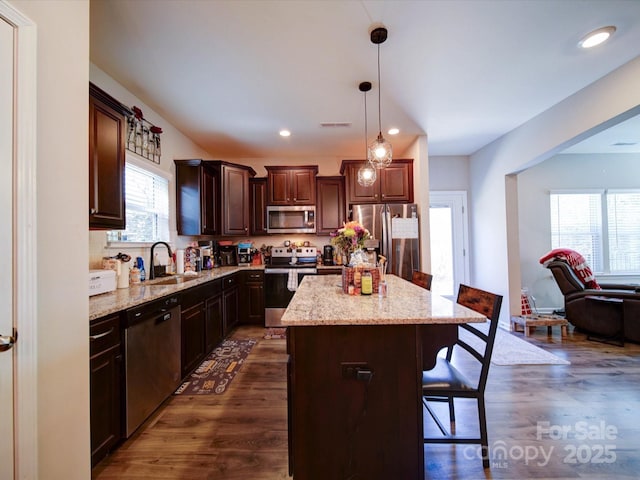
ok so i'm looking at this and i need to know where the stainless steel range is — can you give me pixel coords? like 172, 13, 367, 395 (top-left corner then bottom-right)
265, 246, 317, 326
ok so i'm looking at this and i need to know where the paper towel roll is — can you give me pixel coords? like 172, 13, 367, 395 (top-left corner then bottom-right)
117, 260, 130, 289
175, 249, 185, 274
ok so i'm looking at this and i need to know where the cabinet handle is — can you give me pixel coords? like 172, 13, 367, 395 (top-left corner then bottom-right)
89, 208, 97, 215
90, 327, 114, 341
381, 194, 385, 198
293, 198, 297, 201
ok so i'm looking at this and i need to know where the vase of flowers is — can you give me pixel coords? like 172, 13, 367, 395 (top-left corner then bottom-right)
330, 221, 371, 266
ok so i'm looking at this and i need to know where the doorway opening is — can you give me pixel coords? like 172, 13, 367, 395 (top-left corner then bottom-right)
429, 191, 469, 299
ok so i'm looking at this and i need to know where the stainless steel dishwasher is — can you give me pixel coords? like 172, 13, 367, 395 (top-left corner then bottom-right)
124, 295, 181, 437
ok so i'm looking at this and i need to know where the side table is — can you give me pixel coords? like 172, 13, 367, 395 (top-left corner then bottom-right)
511, 314, 569, 337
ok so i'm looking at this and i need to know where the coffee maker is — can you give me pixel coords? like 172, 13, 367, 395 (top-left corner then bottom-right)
323, 245, 334, 266
219, 245, 238, 266
237, 247, 252, 266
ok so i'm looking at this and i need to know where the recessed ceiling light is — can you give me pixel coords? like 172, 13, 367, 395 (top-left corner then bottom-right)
279, 129, 291, 137
579, 26, 616, 49
388, 128, 399, 135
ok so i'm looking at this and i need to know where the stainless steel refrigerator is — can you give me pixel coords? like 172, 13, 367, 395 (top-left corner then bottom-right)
350, 204, 420, 281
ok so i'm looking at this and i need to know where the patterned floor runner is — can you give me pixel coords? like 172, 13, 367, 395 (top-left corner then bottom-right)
174, 338, 257, 395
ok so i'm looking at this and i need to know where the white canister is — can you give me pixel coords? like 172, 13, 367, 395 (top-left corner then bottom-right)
175, 249, 185, 274
116, 260, 130, 289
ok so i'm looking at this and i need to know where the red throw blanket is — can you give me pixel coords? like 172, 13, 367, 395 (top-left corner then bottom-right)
539, 248, 600, 289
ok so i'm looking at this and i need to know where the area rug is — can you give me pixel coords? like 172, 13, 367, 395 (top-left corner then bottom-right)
174, 339, 256, 395
263, 327, 287, 339
460, 326, 570, 366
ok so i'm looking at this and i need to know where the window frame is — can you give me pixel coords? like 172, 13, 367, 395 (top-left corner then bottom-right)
107, 153, 171, 248
550, 188, 640, 276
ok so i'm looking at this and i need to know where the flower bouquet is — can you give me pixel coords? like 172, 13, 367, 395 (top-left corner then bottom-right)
330, 221, 371, 265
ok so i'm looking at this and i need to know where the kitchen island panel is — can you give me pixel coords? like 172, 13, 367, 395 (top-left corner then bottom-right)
288, 324, 426, 480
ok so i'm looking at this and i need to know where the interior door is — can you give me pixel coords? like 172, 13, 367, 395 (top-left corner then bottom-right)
0, 15, 15, 478
429, 191, 470, 298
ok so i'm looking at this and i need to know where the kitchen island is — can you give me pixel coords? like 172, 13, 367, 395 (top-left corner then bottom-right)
280, 274, 487, 480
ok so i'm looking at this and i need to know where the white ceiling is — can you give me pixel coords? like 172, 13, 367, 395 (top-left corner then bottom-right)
90, 0, 640, 159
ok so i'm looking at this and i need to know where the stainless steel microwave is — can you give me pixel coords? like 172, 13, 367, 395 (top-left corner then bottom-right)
266, 205, 316, 234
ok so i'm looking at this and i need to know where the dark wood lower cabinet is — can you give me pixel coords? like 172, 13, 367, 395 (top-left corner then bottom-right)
205, 288, 224, 353
181, 281, 226, 377
90, 314, 123, 467
223, 274, 240, 335
287, 325, 429, 480
243, 270, 264, 325
181, 300, 207, 378
318, 267, 342, 275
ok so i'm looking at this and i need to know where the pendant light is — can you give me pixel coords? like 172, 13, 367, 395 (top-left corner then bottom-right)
368, 26, 392, 169
357, 82, 377, 187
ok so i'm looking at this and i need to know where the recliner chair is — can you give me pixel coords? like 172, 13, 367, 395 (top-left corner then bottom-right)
545, 260, 640, 343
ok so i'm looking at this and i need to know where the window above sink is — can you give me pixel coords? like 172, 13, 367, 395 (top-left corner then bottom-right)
107, 154, 170, 246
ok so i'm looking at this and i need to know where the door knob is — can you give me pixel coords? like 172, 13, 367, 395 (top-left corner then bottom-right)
0, 330, 17, 352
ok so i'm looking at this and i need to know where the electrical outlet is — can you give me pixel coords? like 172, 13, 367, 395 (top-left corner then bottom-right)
341, 362, 370, 380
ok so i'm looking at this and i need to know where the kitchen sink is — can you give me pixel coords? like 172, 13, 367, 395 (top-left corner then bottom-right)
150, 275, 200, 286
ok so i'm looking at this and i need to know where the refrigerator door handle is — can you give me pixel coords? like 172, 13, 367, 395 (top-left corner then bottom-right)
382, 204, 392, 260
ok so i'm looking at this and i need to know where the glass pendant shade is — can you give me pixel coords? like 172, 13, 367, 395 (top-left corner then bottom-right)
368, 132, 393, 169
357, 162, 377, 187
368, 26, 392, 169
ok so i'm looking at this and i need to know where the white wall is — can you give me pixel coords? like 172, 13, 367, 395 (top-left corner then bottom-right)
518, 152, 640, 311
470, 54, 640, 323
429, 155, 470, 191
8, 0, 89, 478
403, 136, 430, 272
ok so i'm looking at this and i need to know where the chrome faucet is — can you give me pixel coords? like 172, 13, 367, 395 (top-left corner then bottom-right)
149, 242, 173, 280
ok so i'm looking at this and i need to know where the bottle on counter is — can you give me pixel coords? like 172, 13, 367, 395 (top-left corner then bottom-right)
136, 257, 146, 282
130, 265, 141, 284
361, 271, 373, 295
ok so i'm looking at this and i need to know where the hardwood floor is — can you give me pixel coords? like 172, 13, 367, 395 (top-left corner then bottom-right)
92, 325, 640, 480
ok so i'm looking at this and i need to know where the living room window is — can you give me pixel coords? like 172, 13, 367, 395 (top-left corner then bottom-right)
107, 155, 170, 244
550, 190, 640, 274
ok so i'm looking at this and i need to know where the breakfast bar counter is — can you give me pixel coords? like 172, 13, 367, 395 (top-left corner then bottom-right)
281, 274, 486, 480
281, 274, 486, 326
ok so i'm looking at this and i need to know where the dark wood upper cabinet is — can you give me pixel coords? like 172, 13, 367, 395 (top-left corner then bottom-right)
316, 176, 345, 235
265, 166, 318, 206
175, 159, 220, 235
222, 164, 251, 236
175, 160, 255, 236
250, 178, 268, 235
89, 83, 127, 230
340, 159, 413, 205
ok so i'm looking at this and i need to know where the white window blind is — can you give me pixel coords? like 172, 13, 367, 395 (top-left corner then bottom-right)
550, 190, 640, 274
108, 161, 169, 243
550, 192, 603, 272
606, 191, 640, 273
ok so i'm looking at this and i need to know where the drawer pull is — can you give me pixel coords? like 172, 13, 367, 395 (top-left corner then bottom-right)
90, 327, 114, 341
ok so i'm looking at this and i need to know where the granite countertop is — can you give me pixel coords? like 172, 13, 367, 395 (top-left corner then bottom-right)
89, 265, 264, 321
280, 274, 487, 326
